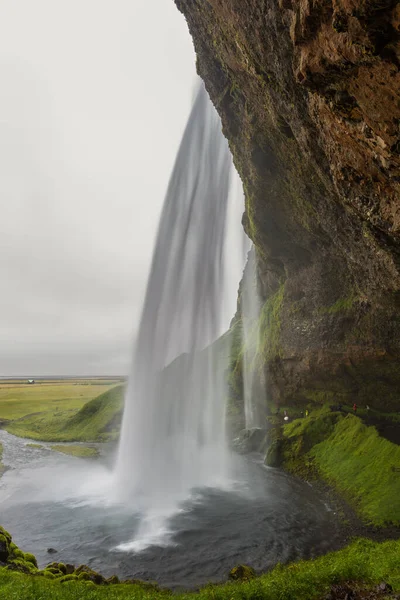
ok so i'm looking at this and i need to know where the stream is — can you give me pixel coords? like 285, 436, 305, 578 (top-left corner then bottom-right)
0, 429, 343, 590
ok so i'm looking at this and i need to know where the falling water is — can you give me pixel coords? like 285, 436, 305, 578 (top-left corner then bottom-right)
241, 247, 264, 428
114, 83, 234, 548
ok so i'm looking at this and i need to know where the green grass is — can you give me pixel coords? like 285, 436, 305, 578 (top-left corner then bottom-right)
281, 410, 400, 525
50, 445, 99, 458
5, 385, 125, 442
0, 381, 120, 421
26, 443, 44, 449
311, 415, 400, 525
0, 538, 399, 600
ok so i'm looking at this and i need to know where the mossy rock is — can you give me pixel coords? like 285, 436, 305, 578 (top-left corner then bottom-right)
24, 552, 38, 568
40, 571, 56, 579
0, 534, 10, 563
7, 558, 37, 574
59, 574, 79, 583
122, 579, 161, 591
65, 563, 75, 575
57, 562, 67, 574
229, 564, 256, 581
78, 571, 91, 581
107, 575, 120, 584
45, 567, 63, 577
0, 527, 12, 545
75, 564, 105, 584
265, 438, 284, 467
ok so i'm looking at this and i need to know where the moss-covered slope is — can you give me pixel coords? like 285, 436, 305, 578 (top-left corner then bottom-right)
267, 410, 400, 526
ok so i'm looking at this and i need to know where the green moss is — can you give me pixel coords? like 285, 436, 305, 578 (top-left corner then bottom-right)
228, 565, 256, 581
0, 527, 11, 545
319, 294, 356, 314
38, 571, 56, 579
8, 558, 37, 574
26, 444, 43, 449
24, 553, 38, 568
59, 574, 78, 583
258, 283, 285, 360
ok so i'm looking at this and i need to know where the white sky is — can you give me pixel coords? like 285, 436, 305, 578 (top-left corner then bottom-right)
0, 1, 244, 376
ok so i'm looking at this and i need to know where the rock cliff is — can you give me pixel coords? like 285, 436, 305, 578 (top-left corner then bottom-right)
175, 0, 400, 411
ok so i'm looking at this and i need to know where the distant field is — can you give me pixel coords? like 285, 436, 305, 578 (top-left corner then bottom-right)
0, 380, 122, 422
0, 381, 125, 443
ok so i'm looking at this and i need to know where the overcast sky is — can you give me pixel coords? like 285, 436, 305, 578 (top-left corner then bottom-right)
0, 1, 244, 377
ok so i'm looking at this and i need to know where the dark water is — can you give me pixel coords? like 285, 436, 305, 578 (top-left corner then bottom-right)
0, 430, 341, 590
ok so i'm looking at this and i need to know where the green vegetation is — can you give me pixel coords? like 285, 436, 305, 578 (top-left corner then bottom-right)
0, 381, 119, 421
258, 284, 284, 360
311, 415, 400, 525
1, 537, 400, 600
279, 411, 400, 525
26, 443, 43, 449
5, 385, 124, 442
319, 294, 356, 314
50, 445, 99, 458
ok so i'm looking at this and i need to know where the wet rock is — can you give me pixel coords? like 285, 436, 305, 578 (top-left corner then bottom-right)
232, 428, 267, 453
57, 562, 67, 574
229, 564, 256, 581
65, 563, 75, 575
0, 538, 9, 563
264, 438, 283, 467
75, 564, 106, 585
47, 547, 58, 554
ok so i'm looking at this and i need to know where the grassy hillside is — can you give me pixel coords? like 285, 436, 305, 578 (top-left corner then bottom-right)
311, 416, 400, 526
268, 410, 400, 526
0, 381, 119, 421
5, 385, 125, 443
0, 536, 399, 600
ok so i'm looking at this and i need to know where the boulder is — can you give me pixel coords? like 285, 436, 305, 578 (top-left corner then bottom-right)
264, 438, 284, 468
229, 564, 256, 581
232, 428, 267, 454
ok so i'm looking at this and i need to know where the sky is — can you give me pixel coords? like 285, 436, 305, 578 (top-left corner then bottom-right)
0, 1, 245, 377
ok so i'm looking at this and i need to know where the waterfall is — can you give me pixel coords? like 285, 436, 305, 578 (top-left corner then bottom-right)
241, 247, 264, 429
114, 83, 235, 549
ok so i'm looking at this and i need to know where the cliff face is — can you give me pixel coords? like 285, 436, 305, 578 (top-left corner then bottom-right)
175, 0, 400, 411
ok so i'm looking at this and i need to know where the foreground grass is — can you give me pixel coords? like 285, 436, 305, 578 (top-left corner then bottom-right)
5, 385, 125, 442
50, 444, 99, 458
283, 412, 400, 526
0, 538, 399, 600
